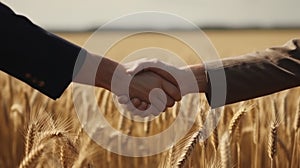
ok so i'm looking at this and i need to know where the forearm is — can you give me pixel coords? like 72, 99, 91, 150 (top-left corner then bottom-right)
0, 2, 84, 99
73, 52, 127, 93
205, 39, 300, 108
182, 64, 208, 94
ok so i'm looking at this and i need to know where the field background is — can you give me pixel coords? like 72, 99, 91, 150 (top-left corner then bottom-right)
1, 29, 300, 168
56, 29, 300, 59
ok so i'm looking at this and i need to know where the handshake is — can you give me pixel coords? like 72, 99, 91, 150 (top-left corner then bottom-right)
73, 52, 208, 117
108, 58, 208, 117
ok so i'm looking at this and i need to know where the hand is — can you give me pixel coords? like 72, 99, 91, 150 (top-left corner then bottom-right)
72, 52, 199, 117
118, 71, 181, 117
125, 58, 201, 95
117, 58, 194, 117
119, 59, 207, 117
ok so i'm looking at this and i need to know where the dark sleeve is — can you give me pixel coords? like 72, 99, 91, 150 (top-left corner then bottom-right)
0, 2, 86, 99
205, 39, 300, 108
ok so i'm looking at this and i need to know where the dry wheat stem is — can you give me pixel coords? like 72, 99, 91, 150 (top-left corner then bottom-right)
1, 72, 300, 168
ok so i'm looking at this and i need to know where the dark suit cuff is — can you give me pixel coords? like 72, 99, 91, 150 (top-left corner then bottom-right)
204, 62, 228, 108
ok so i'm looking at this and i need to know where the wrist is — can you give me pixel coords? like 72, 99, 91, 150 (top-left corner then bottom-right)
191, 64, 208, 93
181, 64, 208, 94
73, 52, 130, 95
96, 57, 127, 92
96, 57, 134, 97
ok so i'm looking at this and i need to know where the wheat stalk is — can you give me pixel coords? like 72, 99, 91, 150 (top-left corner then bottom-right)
2, 67, 300, 167
294, 103, 300, 131
212, 127, 219, 151
158, 145, 174, 168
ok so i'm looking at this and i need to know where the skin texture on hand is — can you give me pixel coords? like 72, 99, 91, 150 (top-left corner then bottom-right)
129, 71, 180, 114
73, 53, 182, 117
115, 70, 182, 117
119, 58, 209, 117
125, 58, 206, 95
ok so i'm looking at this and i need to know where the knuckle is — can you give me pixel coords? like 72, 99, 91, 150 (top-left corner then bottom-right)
150, 58, 159, 64
175, 95, 182, 101
167, 100, 175, 107
170, 90, 181, 101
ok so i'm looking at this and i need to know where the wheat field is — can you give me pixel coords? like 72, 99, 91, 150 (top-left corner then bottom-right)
1, 29, 300, 168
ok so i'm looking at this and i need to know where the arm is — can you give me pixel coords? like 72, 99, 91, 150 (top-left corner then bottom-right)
193, 39, 300, 107
0, 3, 179, 114
73, 53, 181, 116
126, 39, 300, 109
0, 2, 85, 99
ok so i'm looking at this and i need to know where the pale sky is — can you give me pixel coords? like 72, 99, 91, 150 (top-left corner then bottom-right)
2, 0, 300, 31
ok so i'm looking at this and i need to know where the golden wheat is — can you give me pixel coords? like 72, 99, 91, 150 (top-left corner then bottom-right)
0, 69, 300, 168
268, 119, 279, 168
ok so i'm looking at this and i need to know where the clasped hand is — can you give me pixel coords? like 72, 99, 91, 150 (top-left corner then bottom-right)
116, 59, 197, 117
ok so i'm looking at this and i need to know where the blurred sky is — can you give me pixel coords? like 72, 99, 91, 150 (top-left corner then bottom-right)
2, 0, 300, 31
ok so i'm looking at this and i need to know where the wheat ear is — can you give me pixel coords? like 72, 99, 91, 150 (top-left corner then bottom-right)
212, 127, 219, 150
60, 145, 66, 168
294, 103, 300, 131
177, 130, 204, 168
268, 119, 279, 167
73, 126, 83, 145
220, 133, 231, 168
37, 130, 64, 142
228, 104, 252, 135
172, 122, 204, 168
290, 100, 300, 168
25, 122, 37, 156
19, 144, 45, 168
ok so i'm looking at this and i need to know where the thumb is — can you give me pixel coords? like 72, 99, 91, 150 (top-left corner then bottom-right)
124, 58, 150, 75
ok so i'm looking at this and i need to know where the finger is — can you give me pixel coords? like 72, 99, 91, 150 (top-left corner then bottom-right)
126, 58, 175, 76
162, 79, 181, 101
131, 98, 142, 108
146, 67, 178, 86
125, 58, 150, 75
144, 60, 179, 85
165, 94, 175, 108
117, 95, 129, 104
138, 101, 149, 111
145, 103, 149, 109
149, 89, 167, 112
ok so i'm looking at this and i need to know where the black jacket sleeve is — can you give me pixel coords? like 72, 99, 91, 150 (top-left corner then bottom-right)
0, 2, 86, 99
205, 39, 300, 108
